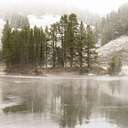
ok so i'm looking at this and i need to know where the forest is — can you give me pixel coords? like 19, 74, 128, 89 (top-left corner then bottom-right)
2, 3, 128, 74
2, 13, 98, 73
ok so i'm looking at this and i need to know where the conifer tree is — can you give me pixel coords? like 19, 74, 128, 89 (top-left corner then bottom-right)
58, 15, 68, 68
2, 20, 12, 68
50, 23, 58, 68
86, 25, 97, 73
77, 21, 86, 72
67, 13, 78, 68
45, 26, 50, 69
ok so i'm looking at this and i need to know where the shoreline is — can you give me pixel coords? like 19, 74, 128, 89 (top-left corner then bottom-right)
2, 65, 108, 76
0, 72, 126, 81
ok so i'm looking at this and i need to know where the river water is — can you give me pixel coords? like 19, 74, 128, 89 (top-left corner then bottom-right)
0, 75, 127, 128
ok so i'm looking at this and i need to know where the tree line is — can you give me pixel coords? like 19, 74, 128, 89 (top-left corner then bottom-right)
95, 3, 128, 45
2, 13, 97, 73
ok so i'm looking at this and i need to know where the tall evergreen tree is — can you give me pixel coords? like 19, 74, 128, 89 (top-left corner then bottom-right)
28, 28, 35, 66
67, 13, 79, 68
2, 20, 12, 68
86, 25, 97, 73
50, 23, 58, 68
77, 21, 86, 72
45, 26, 50, 69
58, 15, 68, 68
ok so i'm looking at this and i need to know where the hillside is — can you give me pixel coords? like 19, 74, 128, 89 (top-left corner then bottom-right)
96, 3, 128, 45
97, 35, 128, 65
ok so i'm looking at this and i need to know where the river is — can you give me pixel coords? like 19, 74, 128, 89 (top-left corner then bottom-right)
0, 74, 127, 128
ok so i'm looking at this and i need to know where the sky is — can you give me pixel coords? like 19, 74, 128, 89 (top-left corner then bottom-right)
0, 0, 128, 16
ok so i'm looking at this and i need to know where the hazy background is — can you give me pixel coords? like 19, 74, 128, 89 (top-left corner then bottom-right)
0, 0, 128, 16
0, 0, 128, 35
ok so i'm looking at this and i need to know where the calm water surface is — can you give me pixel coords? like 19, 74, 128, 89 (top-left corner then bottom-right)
0, 75, 128, 128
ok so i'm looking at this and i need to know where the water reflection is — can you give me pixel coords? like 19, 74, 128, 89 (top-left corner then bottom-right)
0, 76, 128, 128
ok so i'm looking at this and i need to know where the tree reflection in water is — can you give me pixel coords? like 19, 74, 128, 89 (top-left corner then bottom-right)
0, 77, 128, 128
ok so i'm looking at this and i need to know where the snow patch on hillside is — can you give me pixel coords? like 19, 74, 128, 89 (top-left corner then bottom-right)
97, 35, 128, 58
97, 35, 128, 64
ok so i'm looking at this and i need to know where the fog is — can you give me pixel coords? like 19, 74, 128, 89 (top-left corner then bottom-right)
0, 0, 128, 16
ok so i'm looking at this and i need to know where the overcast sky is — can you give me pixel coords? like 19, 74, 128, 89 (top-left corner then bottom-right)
0, 0, 128, 16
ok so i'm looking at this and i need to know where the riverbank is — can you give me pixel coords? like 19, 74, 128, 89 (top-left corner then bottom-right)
3, 65, 108, 76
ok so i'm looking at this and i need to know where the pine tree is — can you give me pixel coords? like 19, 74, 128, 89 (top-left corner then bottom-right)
2, 20, 12, 68
39, 27, 46, 67
77, 21, 86, 72
86, 25, 97, 73
58, 15, 68, 68
28, 28, 35, 66
67, 13, 79, 68
50, 23, 58, 68
10, 29, 20, 65
33, 26, 40, 66
45, 26, 50, 69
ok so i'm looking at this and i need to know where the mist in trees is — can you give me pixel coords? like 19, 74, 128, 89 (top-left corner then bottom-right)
96, 4, 128, 45
2, 13, 97, 73
5, 14, 30, 29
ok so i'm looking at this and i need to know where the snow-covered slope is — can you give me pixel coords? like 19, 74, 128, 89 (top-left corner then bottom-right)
97, 35, 128, 64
